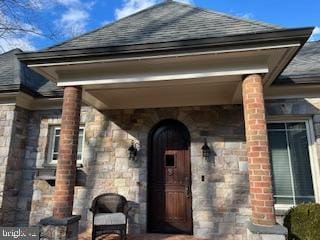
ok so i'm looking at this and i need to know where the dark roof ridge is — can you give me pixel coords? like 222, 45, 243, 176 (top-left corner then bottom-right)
46, 1, 170, 51
0, 48, 22, 56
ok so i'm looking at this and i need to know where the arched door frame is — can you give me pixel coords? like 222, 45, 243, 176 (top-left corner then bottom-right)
147, 119, 193, 234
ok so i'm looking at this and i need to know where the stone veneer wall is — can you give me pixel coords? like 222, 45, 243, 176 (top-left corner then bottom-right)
12, 98, 320, 239
20, 105, 250, 239
0, 105, 15, 218
0, 105, 29, 226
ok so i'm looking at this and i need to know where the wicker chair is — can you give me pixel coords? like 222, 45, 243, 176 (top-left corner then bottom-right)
90, 193, 130, 240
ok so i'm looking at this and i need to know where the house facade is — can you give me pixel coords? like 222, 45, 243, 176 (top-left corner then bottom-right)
0, 1, 319, 239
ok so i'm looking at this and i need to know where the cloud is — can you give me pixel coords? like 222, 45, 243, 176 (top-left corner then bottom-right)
101, 20, 111, 26
0, 0, 95, 52
310, 26, 320, 41
59, 8, 90, 37
115, 0, 156, 20
240, 12, 254, 19
176, 0, 193, 4
56, 0, 81, 5
0, 36, 35, 53
115, 0, 193, 20
0, 5, 40, 53
55, 0, 95, 38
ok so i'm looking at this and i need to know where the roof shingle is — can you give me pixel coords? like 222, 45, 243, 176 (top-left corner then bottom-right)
0, 49, 62, 96
280, 40, 320, 79
48, 1, 281, 51
0, 49, 21, 87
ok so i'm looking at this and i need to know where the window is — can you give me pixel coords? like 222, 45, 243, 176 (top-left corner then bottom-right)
165, 154, 175, 167
267, 121, 316, 207
47, 126, 85, 164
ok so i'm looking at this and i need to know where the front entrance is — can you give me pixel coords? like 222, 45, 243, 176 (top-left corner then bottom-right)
148, 119, 193, 234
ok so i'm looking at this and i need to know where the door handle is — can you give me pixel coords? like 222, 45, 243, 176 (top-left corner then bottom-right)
185, 177, 191, 198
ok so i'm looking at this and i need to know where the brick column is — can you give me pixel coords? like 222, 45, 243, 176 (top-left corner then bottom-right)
242, 74, 276, 226
53, 86, 82, 219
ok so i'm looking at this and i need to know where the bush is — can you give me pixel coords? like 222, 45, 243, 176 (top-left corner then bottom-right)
284, 203, 320, 240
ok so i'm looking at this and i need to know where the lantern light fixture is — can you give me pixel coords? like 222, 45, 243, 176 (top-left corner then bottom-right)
128, 140, 138, 161
201, 138, 211, 160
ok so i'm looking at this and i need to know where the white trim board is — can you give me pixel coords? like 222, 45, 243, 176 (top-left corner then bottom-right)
57, 67, 268, 87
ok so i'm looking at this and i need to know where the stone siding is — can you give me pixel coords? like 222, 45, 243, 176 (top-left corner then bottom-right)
19, 105, 250, 239
5, 97, 320, 240
0, 105, 15, 211
17, 109, 62, 226
0, 105, 29, 226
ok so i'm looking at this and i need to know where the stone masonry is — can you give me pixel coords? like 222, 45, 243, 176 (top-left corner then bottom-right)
2, 97, 319, 240
19, 105, 249, 239
0, 105, 29, 226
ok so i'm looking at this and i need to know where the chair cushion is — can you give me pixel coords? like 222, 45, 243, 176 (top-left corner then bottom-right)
94, 213, 126, 226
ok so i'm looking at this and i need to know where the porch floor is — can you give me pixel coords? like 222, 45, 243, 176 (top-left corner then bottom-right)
79, 233, 207, 240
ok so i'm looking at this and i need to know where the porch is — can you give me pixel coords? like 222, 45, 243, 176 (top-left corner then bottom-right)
17, 17, 314, 239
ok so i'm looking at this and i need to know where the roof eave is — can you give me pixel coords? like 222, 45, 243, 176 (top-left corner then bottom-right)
17, 27, 314, 65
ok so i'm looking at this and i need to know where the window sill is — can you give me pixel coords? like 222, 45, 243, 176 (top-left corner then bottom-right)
275, 204, 294, 216
35, 164, 86, 186
275, 208, 290, 216
42, 163, 84, 169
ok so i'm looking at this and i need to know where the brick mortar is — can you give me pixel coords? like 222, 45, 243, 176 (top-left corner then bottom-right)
53, 86, 82, 219
242, 74, 276, 226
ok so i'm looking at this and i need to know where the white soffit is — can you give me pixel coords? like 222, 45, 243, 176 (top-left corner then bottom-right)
86, 76, 239, 109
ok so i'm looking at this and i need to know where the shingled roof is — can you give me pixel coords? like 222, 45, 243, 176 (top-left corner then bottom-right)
279, 40, 320, 81
0, 49, 62, 96
2, 1, 317, 98
0, 49, 21, 89
48, 0, 281, 51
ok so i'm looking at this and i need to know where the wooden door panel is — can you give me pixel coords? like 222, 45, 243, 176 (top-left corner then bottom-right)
148, 120, 192, 234
165, 191, 186, 221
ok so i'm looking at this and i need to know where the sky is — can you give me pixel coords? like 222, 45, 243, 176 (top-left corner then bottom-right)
2, 0, 320, 52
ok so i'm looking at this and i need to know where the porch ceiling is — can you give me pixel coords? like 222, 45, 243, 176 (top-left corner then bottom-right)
27, 42, 302, 110
86, 76, 239, 109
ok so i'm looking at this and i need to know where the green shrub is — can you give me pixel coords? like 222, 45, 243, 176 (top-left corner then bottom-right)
284, 203, 320, 240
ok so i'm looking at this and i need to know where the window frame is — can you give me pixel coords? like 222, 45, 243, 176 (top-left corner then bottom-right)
267, 117, 320, 211
47, 125, 85, 165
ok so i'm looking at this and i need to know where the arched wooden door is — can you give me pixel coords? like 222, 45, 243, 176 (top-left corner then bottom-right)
148, 119, 193, 234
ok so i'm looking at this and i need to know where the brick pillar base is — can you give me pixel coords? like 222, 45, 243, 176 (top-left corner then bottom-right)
242, 74, 287, 239
40, 215, 81, 240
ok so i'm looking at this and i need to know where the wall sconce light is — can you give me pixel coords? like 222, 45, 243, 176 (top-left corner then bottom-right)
201, 138, 211, 160
128, 140, 138, 161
